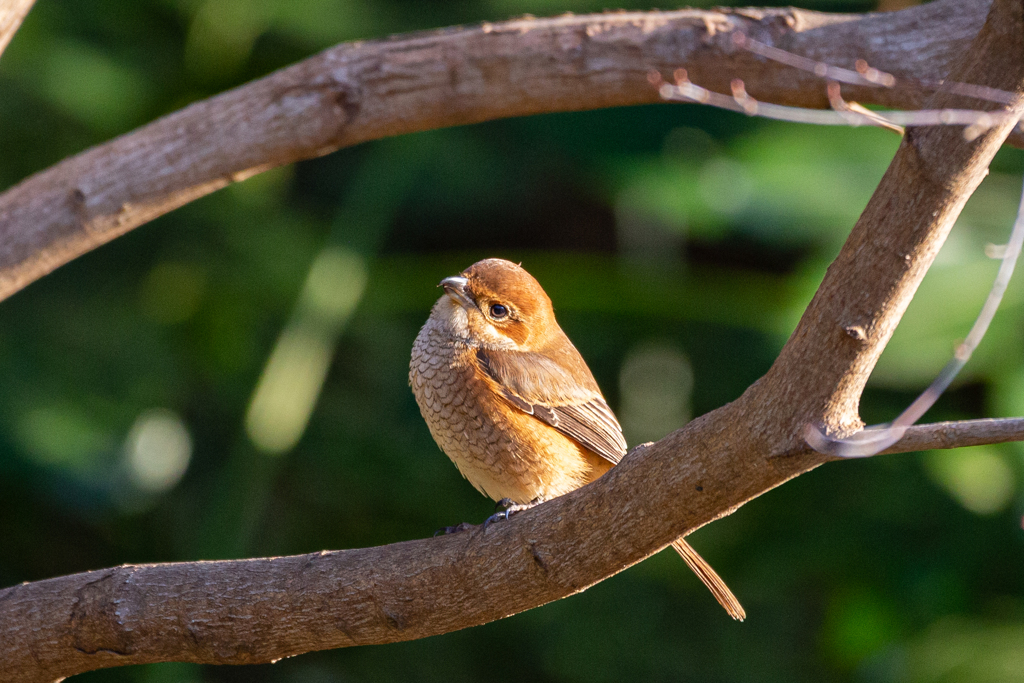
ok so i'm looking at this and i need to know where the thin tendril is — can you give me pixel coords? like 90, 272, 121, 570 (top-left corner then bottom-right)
657, 77, 1015, 136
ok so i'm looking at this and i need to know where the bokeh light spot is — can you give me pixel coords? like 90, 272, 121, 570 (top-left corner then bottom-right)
14, 406, 113, 471
619, 342, 694, 445
245, 247, 367, 455
185, 0, 271, 79
822, 587, 902, 667
923, 446, 1016, 515
140, 261, 208, 325
38, 41, 154, 132
699, 157, 754, 217
887, 617, 1024, 683
124, 409, 193, 493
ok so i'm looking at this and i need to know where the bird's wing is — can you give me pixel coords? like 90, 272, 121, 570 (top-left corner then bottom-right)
475, 347, 627, 465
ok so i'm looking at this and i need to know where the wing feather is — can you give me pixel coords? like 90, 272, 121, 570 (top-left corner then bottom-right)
476, 348, 627, 464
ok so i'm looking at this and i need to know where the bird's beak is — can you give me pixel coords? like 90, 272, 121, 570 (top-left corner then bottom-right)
439, 276, 473, 309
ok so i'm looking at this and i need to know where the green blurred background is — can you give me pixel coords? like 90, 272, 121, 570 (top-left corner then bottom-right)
2, 0, 1024, 681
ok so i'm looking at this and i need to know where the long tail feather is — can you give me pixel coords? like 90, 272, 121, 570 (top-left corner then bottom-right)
670, 538, 745, 621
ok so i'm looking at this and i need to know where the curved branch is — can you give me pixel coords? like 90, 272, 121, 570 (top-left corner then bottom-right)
0, 0, 995, 304
3, 1, 1024, 681
2, 412, 1022, 682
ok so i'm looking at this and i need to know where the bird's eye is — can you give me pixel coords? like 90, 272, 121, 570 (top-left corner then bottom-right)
489, 303, 509, 319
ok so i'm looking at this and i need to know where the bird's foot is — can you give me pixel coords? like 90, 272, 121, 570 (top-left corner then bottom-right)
482, 498, 539, 530
434, 522, 476, 536
437, 499, 542, 535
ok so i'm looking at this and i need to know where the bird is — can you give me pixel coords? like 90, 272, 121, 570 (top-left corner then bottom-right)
409, 258, 744, 620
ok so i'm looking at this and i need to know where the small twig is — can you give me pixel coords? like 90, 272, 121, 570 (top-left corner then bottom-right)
733, 32, 896, 88
655, 71, 1016, 136
736, 31, 1020, 108
878, 417, 1024, 455
825, 80, 904, 134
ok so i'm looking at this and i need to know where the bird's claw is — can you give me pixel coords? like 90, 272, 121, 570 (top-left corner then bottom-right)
482, 510, 510, 530
437, 499, 541, 535
434, 522, 476, 536
482, 498, 538, 530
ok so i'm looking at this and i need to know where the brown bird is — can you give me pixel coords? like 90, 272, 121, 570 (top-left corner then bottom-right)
409, 258, 744, 620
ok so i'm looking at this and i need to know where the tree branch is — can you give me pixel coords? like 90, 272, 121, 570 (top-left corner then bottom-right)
881, 417, 1024, 454
3, 0, 1024, 680
0, 405, 1019, 683
747, 0, 1024, 452
0, 0, 998, 304
0, 0, 35, 59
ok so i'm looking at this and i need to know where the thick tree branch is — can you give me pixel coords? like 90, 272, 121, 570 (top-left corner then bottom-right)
0, 0, 998, 304
0, 0, 35, 59
0, 407, 1020, 683
3, 0, 1024, 680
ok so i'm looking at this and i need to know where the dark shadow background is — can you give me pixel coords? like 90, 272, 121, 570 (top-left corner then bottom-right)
2, 1, 1024, 681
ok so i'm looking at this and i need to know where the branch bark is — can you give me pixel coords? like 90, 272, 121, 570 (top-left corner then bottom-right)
880, 417, 1024, 454
3, 0, 1024, 680
0, 0, 998, 304
0, 0, 35, 59
2, 416, 1023, 683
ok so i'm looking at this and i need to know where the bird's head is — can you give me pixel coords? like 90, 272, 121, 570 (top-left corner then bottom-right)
432, 258, 559, 352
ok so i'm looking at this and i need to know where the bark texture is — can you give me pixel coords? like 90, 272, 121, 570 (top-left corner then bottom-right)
2, 0, 1024, 680
0, 0, 1000, 304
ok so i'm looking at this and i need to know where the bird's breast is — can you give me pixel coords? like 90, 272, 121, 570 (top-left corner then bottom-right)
410, 322, 607, 504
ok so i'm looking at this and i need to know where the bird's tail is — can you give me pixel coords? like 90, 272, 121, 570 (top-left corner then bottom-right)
670, 538, 746, 621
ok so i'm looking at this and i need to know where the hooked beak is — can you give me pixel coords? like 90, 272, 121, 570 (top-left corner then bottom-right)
439, 276, 473, 308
